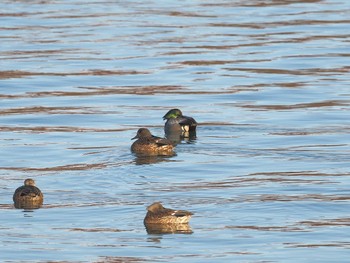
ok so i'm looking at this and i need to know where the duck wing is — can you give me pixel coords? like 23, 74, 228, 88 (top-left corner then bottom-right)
171, 209, 194, 217
179, 116, 197, 127
13, 186, 42, 201
152, 135, 173, 146
21, 186, 41, 197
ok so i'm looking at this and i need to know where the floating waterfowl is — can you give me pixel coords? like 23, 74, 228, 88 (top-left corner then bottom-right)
163, 109, 197, 136
131, 128, 174, 156
13, 178, 43, 209
144, 202, 193, 225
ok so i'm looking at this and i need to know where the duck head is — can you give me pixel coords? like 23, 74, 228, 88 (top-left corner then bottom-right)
163, 109, 183, 120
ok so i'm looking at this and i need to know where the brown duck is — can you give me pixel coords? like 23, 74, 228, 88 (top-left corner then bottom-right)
144, 202, 193, 225
131, 128, 174, 156
13, 178, 43, 209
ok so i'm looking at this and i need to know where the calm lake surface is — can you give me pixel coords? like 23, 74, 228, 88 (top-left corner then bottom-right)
1, 0, 350, 262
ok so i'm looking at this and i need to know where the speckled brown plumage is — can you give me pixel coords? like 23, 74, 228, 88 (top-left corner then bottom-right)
144, 202, 193, 225
131, 128, 174, 156
13, 179, 43, 209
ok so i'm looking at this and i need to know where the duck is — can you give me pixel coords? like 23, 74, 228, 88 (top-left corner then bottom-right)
13, 178, 43, 209
144, 202, 193, 225
163, 109, 197, 136
131, 128, 174, 156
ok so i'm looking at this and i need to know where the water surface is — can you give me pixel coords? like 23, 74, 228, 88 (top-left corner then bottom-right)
1, 0, 350, 262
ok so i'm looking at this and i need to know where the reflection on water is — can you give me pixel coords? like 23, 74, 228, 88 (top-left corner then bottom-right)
1, 0, 350, 262
133, 154, 177, 165
14, 203, 42, 210
145, 223, 193, 235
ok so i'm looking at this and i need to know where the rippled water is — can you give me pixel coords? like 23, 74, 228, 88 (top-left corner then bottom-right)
1, 0, 350, 262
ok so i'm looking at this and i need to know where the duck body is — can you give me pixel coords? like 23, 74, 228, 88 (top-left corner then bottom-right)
163, 109, 197, 136
13, 179, 43, 209
144, 202, 193, 225
131, 128, 174, 156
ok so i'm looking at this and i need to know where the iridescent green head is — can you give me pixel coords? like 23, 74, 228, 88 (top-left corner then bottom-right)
163, 109, 183, 120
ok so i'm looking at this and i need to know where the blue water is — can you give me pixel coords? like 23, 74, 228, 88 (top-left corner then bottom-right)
1, 0, 350, 262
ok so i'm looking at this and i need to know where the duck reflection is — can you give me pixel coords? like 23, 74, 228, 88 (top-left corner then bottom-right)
16, 203, 42, 209
145, 223, 193, 234
133, 153, 176, 165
